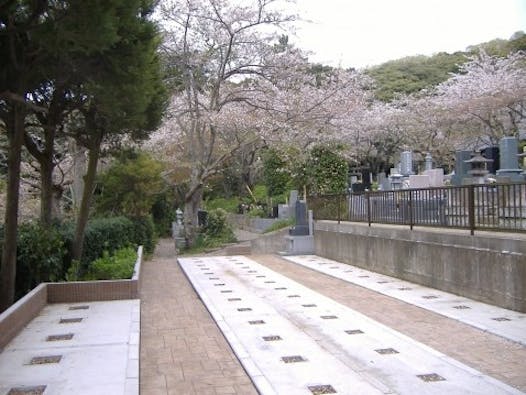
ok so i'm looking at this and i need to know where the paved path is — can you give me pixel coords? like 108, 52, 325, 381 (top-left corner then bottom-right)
139, 240, 257, 395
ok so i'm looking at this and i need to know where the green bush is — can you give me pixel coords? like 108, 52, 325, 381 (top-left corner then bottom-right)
129, 216, 157, 254
84, 247, 137, 280
15, 223, 67, 298
203, 208, 234, 239
205, 197, 240, 213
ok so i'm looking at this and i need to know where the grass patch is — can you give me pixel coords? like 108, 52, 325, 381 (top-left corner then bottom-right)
263, 218, 294, 233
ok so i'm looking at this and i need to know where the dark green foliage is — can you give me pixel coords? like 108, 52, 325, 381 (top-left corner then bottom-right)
367, 52, 468, 101
205, 197, 241, 213
129, 216, 157, 255
305, 146, 348, 196
203, 209, 234, 240
15, 223, 67, 298
83, 247, 137, 281
151, 192, 176, 237
367, 32, 526, 101
95, 151, 165, 217
262, 149, 291, 197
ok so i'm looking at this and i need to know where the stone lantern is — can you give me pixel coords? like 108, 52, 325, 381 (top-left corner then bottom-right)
465, 152, 493, 184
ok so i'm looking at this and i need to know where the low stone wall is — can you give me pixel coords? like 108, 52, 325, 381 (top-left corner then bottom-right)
314, 221, 526, 312
0, 246, 143, 351
251, 228, 289, 254
0, 284, 47, 352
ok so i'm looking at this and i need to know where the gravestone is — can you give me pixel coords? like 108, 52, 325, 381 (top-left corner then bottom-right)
423, 169, 444, 187
496, 136, 522, 181
481, 146, 499, 174
289, 201, 309, 236
409, 175, 431, 189
424, 153, 433, 171
451, 150, 472, 186
400, 151, 414, 176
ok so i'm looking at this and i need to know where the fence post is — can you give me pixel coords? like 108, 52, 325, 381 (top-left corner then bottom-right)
338, 194, 341, 224
409, 189, 414, 230
468, 185, 475, 235
366, 191, 371, 227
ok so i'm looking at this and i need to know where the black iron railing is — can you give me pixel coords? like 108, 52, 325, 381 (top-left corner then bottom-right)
308, 183, 526, 234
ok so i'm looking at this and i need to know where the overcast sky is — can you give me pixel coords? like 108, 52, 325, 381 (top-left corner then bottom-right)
285, 0, 526, 69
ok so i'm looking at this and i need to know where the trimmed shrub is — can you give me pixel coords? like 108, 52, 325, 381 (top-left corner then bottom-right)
84, 247, 137, 280
15, 223, 67, 298
129, 216, 157, 254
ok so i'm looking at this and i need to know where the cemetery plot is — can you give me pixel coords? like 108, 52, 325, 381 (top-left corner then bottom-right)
179, 255, 520, 395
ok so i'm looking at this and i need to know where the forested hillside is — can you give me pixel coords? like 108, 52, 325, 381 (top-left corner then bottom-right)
367, 31, 526, 101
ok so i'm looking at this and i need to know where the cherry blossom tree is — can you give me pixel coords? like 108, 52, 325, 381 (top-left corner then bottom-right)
433, 50, 526, 147
152, 0, 373, 245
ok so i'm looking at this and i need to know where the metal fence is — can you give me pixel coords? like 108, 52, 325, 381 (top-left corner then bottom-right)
308, 182, 526, 234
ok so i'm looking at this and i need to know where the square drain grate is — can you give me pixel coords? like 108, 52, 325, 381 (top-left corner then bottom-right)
256, 275, 266, 278
68, 305, 89, 310
398, 287, 412, 291
220, 290, 233, 293
453, 305, 471, 309
7, 386, 47, 395
422, 295, 439, 299
248, 270, 257, 273
281, 355, 307, 363
228, 298, 242, 301
377, 281, 390, 284
237, 308, 252, 312
358, 275, 370, 278
46, 333, 74, 341
344, 270, 353, 272
204, 272, 214, 275
492, 317, 511, 321
249, 320, 265, 325
308, 384, 337, 394
59, 317, 82, 324
417, 373, 446, 382
214, 283, 226, 286
29, 355, 62, 365
345, 329, 364, 335
274, 287, 287, 290
288, 295, 301, 298
375, 348, 399, 355
263, 335, 282, 341
209, 277, 220, 280
320, 315, 338, 320
302, 304, 317, 308
265, 281, 276, 284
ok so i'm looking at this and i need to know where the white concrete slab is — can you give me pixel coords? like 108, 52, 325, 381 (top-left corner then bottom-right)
0, 299, 139, 395
284, 255, 526, 346
179, 256, 522, 395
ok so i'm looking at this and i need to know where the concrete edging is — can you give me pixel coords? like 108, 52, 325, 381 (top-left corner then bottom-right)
0, 245, 143, 351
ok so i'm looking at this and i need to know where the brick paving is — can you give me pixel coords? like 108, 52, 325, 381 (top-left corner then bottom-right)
251, 254, 526, 392
139, 240, 257, 395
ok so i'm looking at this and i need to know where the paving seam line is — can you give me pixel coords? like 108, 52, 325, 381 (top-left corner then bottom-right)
176, 257, 276, 395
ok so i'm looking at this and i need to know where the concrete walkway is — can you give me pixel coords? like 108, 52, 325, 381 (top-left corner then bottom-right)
140, 239, 526, 394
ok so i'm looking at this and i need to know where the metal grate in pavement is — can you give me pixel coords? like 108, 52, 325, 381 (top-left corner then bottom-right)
46, 333, 74, 341
7, 386, 47, 395
308, 384, 337, 394
59, 318, 82, 324
281, 355, 307, 363
417, 373, 446, 382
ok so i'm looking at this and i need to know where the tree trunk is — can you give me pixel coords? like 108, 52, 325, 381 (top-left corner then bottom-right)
0, 105, 26, 312
40, 158, 54, 226
183, 183, 203, 248
71, 132, 102, 264
71, 140, 86, 214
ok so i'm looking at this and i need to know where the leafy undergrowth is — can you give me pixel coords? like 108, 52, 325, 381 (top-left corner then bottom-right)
83, 247, 137, 280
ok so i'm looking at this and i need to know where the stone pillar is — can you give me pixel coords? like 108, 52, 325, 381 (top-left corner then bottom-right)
496, 136, 522, 181
400, 151, 413, 176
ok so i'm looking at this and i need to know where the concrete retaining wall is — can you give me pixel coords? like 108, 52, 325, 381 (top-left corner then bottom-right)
251, 228, 289, 254
314, 221, 526, 312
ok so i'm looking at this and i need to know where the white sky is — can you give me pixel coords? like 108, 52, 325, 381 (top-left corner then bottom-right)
285, 0, 526, 69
